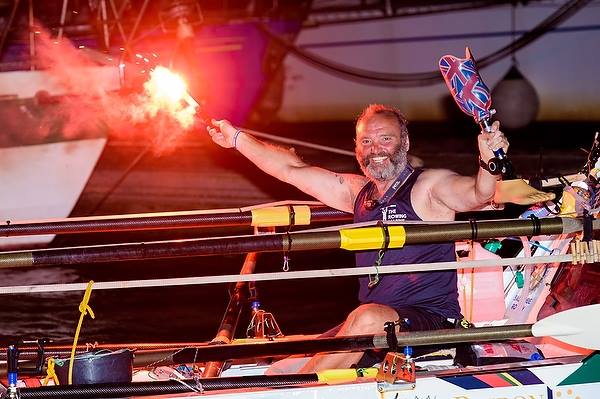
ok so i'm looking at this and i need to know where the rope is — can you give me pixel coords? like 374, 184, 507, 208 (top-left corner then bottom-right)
42, 358, 59, 386
243, 129, 355, 157
260, 0, 592, 87
68, 281, 95, 384
0, 253, 575, 295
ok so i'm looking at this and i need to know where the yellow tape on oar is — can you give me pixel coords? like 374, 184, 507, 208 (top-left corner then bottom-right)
317, 367, 378, 384
339, 226, 406, 251
251, 205, 311, 227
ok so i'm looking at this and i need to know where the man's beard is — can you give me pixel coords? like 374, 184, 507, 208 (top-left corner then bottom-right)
358, 145, 408, 182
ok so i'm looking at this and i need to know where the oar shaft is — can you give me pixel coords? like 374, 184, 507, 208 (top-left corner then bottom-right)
157, 335, 385, 365
0, 217, 575, 268
403, 218, 565, 244
0, 206, 350, 236
0, 343, 207, 361
136, 325, 534, 365
16, 374, 321, 399
397, 324, 533, 346
0, 234, 291, 268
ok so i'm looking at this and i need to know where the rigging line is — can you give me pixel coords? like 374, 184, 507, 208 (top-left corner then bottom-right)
0, 253, 574, 295
306, 0, 518, 26
240, 128, 423, 166
300, 25, 600, 49
260, 0, 591, 87
477, 0, 594, 68
107, 0, 128, 44
243, 128, 354, 157
57, 0, 69, 41
0, 0, 21, 56
125, 0, 150, 48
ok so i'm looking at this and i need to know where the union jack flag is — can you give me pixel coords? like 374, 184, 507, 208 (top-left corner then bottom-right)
439, 48, 492, 123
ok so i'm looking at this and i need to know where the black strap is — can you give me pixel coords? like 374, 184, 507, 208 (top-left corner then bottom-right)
469, 219, 478, 240
287, 205, 295, 230
377, 220, 391, 251
528, 214, 541, 237
282, 205, 295, 271
384, 321, 398, 352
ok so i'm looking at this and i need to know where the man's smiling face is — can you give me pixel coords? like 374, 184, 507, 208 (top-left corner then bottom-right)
355, 114, 409, 182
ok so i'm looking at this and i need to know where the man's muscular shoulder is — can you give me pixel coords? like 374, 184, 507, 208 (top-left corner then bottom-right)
411, 168, 458, 221
414, 168, 458, 191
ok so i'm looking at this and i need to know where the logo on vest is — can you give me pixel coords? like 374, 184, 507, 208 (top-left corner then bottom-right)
381, 205, 407, 221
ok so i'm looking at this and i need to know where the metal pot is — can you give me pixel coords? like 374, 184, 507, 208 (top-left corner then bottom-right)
54, 349, 133, 385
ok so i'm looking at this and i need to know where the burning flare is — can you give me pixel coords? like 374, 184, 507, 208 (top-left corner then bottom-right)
139, 66, 198, 129
33, 30, 202, 151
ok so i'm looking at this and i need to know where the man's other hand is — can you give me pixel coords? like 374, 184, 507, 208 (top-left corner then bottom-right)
478, 120, 509, 163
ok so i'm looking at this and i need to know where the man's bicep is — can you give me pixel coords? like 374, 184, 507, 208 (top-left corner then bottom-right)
289, 166, 365, 212
432, 173, 481, 212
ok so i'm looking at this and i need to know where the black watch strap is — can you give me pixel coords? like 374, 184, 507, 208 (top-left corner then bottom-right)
478, 156, 491, 172
479, 156, 504, 177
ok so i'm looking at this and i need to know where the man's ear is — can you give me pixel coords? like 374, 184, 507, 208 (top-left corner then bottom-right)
404, 136, 410, 152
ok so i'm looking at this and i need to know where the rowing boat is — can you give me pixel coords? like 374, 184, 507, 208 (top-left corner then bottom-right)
2, 137, 600, 398
5, 321, 600, 399
2, 200, 599, 397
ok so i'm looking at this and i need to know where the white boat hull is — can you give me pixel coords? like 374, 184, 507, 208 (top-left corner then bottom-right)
279, 4, 600, 123
0, 138, 106, 248
194, 356, 598, 399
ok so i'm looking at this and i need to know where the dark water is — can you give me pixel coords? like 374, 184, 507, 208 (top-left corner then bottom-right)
1, 120, 595, 346
0, 236, 360, 346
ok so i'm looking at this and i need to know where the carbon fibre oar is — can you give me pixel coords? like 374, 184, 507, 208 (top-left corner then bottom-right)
0, 217, 587, 268
5, 305, 597, 371
15, 368, 377, 399
0, 342, 210, 363
0, 205, 350, 237
134, 305, 600, 365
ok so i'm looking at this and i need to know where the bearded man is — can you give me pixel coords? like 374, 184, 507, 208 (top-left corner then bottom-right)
207, 104, 508, 372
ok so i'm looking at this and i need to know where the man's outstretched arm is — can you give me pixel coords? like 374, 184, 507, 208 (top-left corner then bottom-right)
430, 120, 508, 212
207, 119, 367, 213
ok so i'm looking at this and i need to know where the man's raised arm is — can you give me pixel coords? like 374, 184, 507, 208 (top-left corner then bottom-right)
207, 119, 367, 213
429, 121, 508, 212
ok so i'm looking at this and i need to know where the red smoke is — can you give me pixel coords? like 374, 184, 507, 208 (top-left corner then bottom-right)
29, 29, 201, 153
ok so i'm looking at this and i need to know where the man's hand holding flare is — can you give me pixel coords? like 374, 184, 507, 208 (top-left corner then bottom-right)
207, 119, 240, 149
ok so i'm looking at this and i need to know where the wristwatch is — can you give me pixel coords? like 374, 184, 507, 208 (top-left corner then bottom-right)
479, 156, 502, 176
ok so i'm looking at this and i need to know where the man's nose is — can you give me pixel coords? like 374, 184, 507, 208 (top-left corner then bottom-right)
371, 141, 384, 152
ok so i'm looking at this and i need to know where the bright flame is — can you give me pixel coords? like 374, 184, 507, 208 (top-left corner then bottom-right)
140, 66, 198, 129
32, 29, 202, 152
147, 66, 188, 103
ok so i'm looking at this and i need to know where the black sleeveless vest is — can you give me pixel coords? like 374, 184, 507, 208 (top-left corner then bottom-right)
354, 168, 462, 318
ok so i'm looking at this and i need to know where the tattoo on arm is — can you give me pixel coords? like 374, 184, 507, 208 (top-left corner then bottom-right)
338, 175, 345, 184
